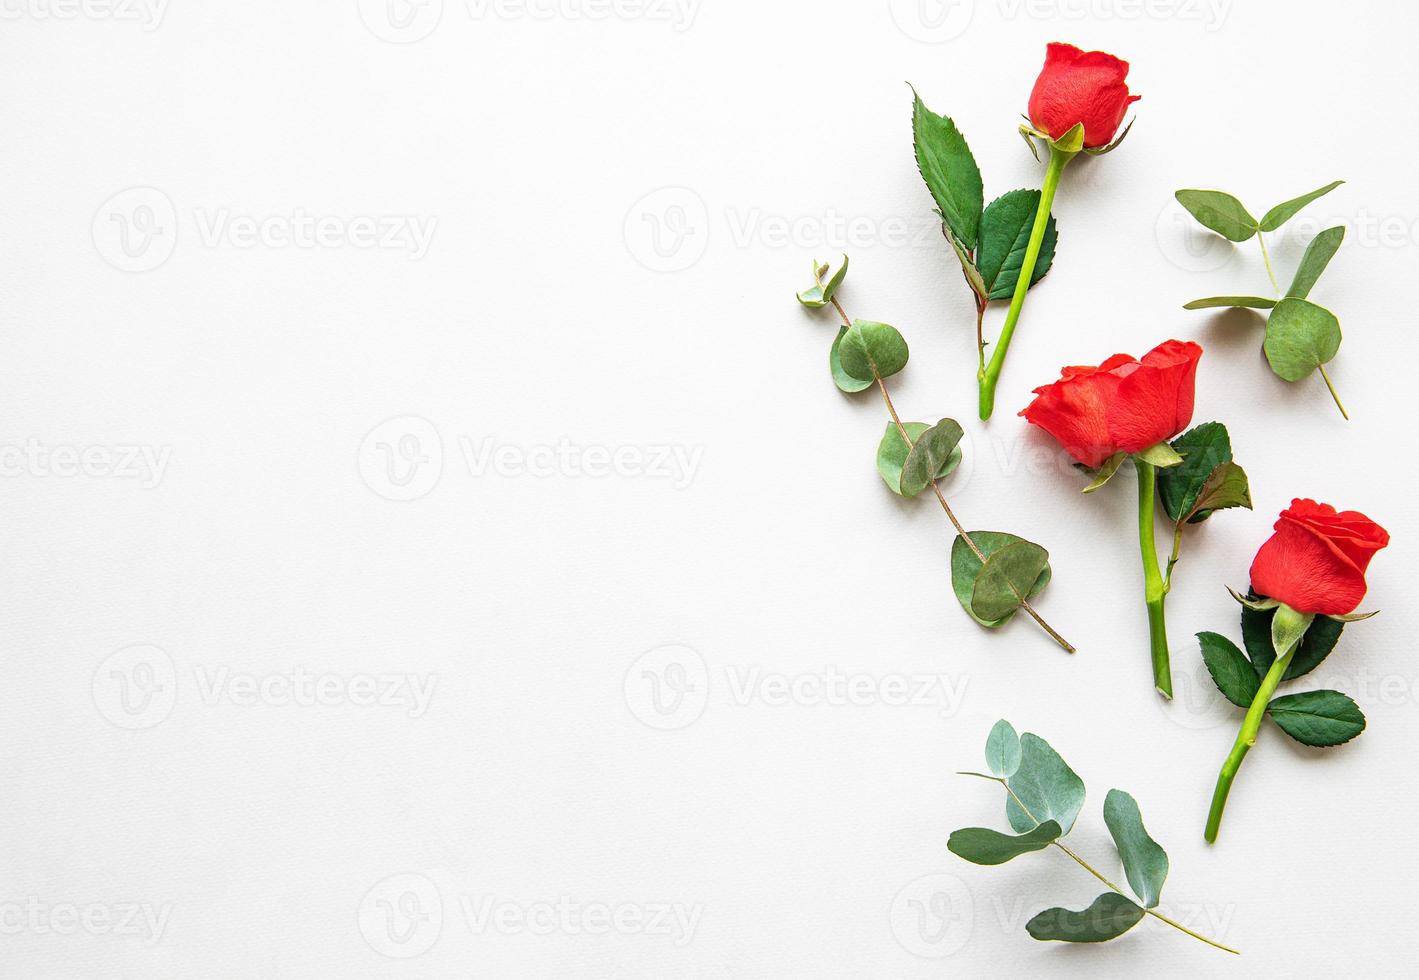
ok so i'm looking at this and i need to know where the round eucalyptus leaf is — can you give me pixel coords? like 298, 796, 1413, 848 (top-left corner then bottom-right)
971, 540, 1051, 624
950, 532, 1051, 628
830, 326, 873, 393
837, 319, 909, 383
1264, 298, 1341, 382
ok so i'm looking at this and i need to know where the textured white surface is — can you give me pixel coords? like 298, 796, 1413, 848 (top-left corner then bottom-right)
2, 1, 1416, 976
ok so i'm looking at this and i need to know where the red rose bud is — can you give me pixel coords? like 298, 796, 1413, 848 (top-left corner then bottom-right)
1028, 42, 1141, 149
1020, 340, 1202, 468
1249, 499, 1390, 616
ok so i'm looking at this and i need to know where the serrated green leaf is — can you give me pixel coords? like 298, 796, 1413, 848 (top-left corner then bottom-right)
837, 319, 909, 383
1268, 689, 1366, 746
948, 820, 1061, 865
911, 89, 984, 251
901, 418, 965, 497
950, 532, 1052, 628
976, 189, 1058, 301
1135, 442, 1184, 468
1242, 600, 1345, 681
1287, 226, 1344, 300
1006, 733, 1085, 835
971, 540, 1050, 624
1158, 423, 1232, 521
1264, 298, 1341, 382
1185, 462, 1252, 524
1103, 790, 1169, 909
828, 326, 873, 393
1182, 295, 1277, 310
1259, 180, 1344, 232
1082, 452, 1127, 493
985, 719, 1022, 778
1198, 631, 1259, 708
1026, 893, 1144, 944
1175, 189, 1257, 242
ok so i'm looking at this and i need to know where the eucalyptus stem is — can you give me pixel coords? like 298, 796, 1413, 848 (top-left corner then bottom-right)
1317, 363, 1350, 420
977, 142, 1076, 420
1256, 230, 1280, 295
957, 772, 1239, 954
1204, 644, 1296, 844
829, 295, 1074, 653
1135, 460, 1172, 699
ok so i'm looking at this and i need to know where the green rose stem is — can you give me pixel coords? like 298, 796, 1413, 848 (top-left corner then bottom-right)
828, 296, 1075, 653
958, 772, 1239, 954
1204, 610, 1309, 843
977, 141, 1079, 420
1135, 459, 1172, 699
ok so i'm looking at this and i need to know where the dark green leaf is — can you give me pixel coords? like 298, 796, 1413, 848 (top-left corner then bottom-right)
1268, 690, 1366, 746
837, 319, 909, 383
985, 719, 1022, 778
900, 418, 965, 497
1264, 298, 1341, 382
1287, 226, 1344, 300
1182, 296, 1276, 310
1198, 632, 1259, 708
976, 189, 1058, 301
1006, 733, 1085, 835
1185, 462, 1252, 524
1175, 189, 1257, 242
1242, 597, 1345, 680
1158, 422, 1232, 521
1103, 790, 1169, 909
1026, 893, 1144, 944
948, 820, 1061, 865
971, 540, 1050, 623
950, 532, 1052, 628
911, 89, 984, 250
876, 422, 960, 497
829, 326, 873, 393
1259, 180, 1344, 232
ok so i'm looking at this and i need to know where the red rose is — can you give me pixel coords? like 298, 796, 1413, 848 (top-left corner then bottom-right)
1028, 42, 1141, 148
1020, 340, 1202, 468
1249, 499, 1390, 615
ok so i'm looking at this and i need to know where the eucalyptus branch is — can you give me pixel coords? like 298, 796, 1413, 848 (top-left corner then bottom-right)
951, 723, 1239, 954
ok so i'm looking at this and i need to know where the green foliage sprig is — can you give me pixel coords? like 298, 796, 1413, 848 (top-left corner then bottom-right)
1176, 180, 1351, 418
952, 721, 1238, 953
795, 258, 1073, 651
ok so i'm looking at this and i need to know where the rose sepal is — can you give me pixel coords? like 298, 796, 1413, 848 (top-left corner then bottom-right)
1269, 603, 1314, 660
1328, 609, 1379, 623
1227, 587, 1279, 612
1134, 442, 1185, 468
1083, 119, 1135, 156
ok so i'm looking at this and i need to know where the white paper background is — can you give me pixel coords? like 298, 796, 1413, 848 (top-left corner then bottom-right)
2, 1, 1416, 976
